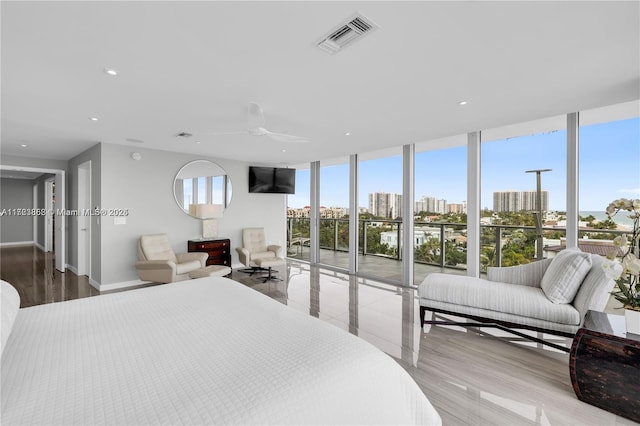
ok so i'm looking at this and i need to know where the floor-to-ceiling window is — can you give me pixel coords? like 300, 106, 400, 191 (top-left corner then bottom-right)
287, 167, 311, 261
414, 137, 468, 284
358, 148, 403, 281
287, 102, 639, 287
579, 103, 640, 248
481, 116, 567, 270
319, 158, 350, 269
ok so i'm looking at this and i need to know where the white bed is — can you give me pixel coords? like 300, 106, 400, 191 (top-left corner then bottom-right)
1, 277, 441, 425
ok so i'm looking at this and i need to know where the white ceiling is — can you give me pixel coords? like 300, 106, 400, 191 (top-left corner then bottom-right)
1, 1, 639, 166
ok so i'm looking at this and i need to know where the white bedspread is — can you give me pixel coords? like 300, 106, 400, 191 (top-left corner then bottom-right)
1, 277, 440, 425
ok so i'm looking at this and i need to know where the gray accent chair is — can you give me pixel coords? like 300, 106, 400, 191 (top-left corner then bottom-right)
135, 234, 208, 283
418, 252, 614, 352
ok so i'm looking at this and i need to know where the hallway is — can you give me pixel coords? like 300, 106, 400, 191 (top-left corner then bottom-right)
0, 245, 97, 308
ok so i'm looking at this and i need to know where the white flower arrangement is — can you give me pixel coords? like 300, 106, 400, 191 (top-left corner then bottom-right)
603, 198, 640, 310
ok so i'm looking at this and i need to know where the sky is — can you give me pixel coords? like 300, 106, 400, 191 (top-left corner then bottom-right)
287, 117, 640, 212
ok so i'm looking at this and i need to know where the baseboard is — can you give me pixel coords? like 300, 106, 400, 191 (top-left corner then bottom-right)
0, 241, 34, 247
67, 264, 78, 275
98, 279, 151, 292
34, 242, 45, 251
89, 277, 100, 290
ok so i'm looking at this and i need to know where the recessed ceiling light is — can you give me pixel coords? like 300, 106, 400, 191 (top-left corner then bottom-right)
89, 117, 99, 121
20, 144, 27, 148
345, 132, 351, 136
104, 68, 118, 76
458, 100, 468, 106
281, 149, 287, 153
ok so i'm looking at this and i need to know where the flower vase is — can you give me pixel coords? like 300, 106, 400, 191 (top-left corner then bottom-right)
625, 308, 640, 336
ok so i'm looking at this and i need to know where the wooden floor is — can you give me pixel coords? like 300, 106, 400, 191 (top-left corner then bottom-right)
0, 245, 162, 308
1, 245, 99, 307
1, 245, 635, 425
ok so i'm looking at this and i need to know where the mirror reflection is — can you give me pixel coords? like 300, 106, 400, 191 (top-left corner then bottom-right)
173, 160, 232, 218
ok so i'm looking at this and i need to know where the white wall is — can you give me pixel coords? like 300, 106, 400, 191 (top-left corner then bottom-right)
0, 178, 34, 244
97, 143, 286, 285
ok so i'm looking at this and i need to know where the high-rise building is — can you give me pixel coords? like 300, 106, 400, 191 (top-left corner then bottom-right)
415, 196, 448, 214
369, 192, 402, 218
415, 196, 436, 213
448, 203, 466, 214
493, 190, 549, 212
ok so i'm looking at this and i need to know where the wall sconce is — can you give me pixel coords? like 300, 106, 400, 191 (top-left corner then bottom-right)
189, 203, 223, 239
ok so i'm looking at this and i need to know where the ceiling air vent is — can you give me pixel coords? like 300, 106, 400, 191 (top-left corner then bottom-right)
317, 13, 378, 55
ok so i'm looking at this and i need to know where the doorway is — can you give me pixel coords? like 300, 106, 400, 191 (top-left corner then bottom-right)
0, 165, 66, 272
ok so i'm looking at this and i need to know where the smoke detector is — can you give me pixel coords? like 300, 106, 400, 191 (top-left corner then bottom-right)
316, 13, 378, 55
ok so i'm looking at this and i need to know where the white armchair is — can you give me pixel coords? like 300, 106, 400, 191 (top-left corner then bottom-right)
236, 227, 282, 274
135, 234, 208, 283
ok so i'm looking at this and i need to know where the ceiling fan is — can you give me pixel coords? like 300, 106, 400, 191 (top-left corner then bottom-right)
191, 102, 309, 143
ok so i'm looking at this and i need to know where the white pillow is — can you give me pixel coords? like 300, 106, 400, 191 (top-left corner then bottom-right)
1, 280, 21, 358
541, 247, 592, 304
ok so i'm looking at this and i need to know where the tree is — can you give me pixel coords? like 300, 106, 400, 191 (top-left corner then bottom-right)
480, 246, 496, 269
415, 236, 440, 263
580, 214, 597, 226
444, 240, 466, 266
593, 218, 617, 230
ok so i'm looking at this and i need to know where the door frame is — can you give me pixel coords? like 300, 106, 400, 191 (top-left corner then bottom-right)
77, 161, 91, 277
0, 165, 66, 272
44, 177, 55, 252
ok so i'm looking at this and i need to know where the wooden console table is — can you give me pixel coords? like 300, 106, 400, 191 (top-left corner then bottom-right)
188, 238, 231, 268
569, 310, 640, 423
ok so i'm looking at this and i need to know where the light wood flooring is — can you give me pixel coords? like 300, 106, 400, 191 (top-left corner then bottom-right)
1, 245, 635, 425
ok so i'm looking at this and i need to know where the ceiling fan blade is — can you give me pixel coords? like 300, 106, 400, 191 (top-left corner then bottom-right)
264, 130, 309, 143
197, 130, 247, 136
189, 103, 308, 143
247, 102, 266, 130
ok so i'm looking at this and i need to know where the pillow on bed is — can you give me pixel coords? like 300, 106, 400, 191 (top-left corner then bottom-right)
540, 247, 592, 304
1, 280, 21, 358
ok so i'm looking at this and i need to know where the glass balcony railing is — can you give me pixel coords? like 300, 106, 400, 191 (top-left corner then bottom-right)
287, 216, 628, 279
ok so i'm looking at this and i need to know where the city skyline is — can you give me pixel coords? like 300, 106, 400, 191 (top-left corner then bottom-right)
287, 117, 640, 212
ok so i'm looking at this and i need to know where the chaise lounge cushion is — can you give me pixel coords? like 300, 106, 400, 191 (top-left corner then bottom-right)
417, 274, 581, 326
540, 247, 592, 304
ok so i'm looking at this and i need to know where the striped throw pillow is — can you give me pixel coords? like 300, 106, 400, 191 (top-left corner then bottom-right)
540, 247, 592, 304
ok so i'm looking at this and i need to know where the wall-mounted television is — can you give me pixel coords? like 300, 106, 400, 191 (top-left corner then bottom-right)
249, 166, 296, 194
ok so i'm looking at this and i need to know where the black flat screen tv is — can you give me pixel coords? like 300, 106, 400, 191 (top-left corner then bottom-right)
249, 166, 296, 194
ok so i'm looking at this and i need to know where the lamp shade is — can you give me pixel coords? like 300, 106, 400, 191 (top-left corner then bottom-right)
189, 203, 223, 219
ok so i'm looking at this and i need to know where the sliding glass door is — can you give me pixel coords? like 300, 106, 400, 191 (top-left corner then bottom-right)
319, 158, 350, 269
414, 137, 467, 285
358, 148, 403, 281
287, 167, 311, 261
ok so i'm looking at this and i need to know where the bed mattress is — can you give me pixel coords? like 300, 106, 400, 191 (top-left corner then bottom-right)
1, 277, 440, 425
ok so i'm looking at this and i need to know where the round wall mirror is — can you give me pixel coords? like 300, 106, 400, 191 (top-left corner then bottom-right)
173, 160, 233, 218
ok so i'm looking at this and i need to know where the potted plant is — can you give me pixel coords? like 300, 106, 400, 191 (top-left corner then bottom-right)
603, 198, 640, 335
